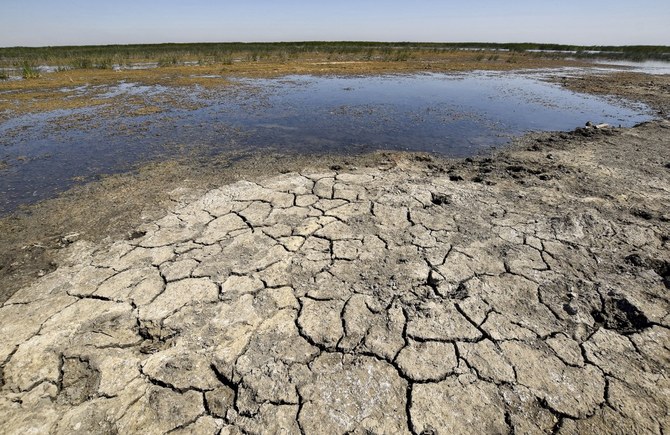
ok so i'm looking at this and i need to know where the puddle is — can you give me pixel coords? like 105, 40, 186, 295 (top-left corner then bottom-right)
0, 71, 654, 214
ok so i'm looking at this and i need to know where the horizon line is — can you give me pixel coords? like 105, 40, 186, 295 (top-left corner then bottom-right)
2, 40, 669, 50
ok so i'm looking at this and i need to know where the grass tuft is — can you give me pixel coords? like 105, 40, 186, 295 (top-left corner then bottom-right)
21, 62, 40, 79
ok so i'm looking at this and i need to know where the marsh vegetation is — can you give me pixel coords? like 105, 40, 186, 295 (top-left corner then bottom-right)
0, 42, 667, 74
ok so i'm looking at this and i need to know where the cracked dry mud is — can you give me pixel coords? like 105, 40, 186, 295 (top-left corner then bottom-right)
1, 121, 670, 434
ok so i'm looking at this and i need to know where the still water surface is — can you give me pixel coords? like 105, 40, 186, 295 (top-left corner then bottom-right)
0, 71, 653, 213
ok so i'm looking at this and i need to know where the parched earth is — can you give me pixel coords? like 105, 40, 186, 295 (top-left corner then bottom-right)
1, 121, 669, 434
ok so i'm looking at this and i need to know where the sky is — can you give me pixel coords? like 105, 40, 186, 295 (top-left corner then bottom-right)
0, 0, 668, 47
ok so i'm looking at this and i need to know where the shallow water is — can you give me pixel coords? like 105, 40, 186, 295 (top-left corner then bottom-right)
591, 60, 670, 75
0, 71, 654, 214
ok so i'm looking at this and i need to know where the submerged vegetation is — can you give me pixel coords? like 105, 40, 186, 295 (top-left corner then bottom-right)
0, 42, 667, 73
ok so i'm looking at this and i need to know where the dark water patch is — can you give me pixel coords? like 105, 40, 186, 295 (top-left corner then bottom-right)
0, 72, 653, 214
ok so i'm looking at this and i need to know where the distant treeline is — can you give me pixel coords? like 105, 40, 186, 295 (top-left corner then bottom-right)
1, 41, 668, 67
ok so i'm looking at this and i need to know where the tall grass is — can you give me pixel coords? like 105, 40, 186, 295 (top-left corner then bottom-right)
0, 42, 667, 70
21, 62, 40, 79
69, 57, 113, 69
96, 57, 113, 69
393, 50, 411, 62
71, 57, 93, 69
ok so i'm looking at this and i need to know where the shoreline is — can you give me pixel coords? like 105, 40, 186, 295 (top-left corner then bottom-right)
1, 69, 669, 305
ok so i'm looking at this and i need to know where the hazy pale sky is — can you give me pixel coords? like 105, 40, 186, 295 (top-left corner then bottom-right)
1, 0, 668, 47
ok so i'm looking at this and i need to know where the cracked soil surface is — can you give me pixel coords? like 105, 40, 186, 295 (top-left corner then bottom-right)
1, 120, 669, 434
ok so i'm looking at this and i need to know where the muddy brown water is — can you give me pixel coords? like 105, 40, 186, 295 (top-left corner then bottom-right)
0, 71, 653, 214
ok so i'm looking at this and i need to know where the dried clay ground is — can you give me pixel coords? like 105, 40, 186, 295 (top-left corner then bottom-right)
0, 69, 669, 434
